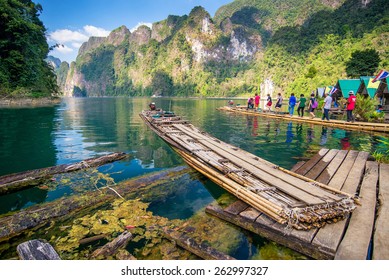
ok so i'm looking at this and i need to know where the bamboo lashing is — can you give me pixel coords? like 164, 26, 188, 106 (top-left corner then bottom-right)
140, 109, 358, 230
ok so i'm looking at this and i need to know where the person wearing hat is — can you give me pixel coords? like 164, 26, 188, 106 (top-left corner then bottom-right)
346, 90, 357, 122
149, 102, 156, 111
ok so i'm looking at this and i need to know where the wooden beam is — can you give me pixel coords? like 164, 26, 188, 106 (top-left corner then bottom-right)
311, 152, 368, 256
373, 163, 389, 259
163, 227, 236, 260
335, 161, 378, 259
0, 166, 191, 241
294, 149, 329, 175
205, 204, 332, 260
0, 152, 127, 195
91, 231, 135, 259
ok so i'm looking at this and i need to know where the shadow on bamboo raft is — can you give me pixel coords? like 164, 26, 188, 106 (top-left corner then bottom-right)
0, 152, 128, 195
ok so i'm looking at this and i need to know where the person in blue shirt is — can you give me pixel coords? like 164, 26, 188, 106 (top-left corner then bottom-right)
288, 93, 297, 117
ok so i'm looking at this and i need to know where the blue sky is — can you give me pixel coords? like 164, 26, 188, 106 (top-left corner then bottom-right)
37, 0, 233, 63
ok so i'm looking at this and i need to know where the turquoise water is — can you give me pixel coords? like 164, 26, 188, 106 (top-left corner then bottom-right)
0, 97, 387, 259
1, 97, 387, 213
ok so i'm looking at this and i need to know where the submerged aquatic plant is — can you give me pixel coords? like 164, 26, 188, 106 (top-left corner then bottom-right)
372, 138, 389, 163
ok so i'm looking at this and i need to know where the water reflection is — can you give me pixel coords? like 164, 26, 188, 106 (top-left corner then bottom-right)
1, 98, 388, 204
0, 97, 388, 260
0, 107, 57, 176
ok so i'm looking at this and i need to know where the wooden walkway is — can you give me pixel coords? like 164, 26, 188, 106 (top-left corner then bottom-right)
206, 149, 389, 259
218, 106, 389, 134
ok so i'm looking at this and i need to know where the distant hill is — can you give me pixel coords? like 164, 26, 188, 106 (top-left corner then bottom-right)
46, 56, 61, 70
59, 0, 388, 97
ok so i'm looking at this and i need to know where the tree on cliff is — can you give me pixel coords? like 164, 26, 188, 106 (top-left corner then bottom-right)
0, 0, 58, 97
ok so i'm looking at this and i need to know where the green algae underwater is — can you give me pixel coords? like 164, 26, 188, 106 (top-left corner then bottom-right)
0, 165, 306, 260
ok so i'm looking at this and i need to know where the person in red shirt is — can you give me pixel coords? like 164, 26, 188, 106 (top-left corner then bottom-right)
346, 91, 357, 122
254, 93, 260, 111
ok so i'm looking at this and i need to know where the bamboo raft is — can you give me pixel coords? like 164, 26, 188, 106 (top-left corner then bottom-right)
206, 149, 389, 259
218, 106, 389, 134
140, 109, 358, 230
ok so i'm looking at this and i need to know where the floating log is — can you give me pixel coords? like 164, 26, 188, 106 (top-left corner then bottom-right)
16, 239, 61, 260
79, 234, 107, 245
0, 166, 191, 241
90, 231, 135, 259
163, 227, 235, 260
0, 152, 127, 195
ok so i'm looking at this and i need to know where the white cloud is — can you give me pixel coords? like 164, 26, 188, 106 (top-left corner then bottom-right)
56, 44, 74, 54
71, 42, 83, 48
47, 25, 111, 63
130, 22, 152, 32
83, 25, 110, 37
49, 29, 89, 44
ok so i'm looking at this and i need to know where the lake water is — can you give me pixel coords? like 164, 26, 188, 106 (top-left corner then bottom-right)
0, 97, 388, 259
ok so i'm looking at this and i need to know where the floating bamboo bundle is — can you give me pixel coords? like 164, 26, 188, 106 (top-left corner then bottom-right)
140, 110, 358, 230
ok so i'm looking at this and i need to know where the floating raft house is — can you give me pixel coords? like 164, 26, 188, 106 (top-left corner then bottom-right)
140, 109, 358, 230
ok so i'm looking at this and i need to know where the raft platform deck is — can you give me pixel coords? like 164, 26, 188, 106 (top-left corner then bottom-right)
218, 106, 389, 134
206, 148, 389, 259
140, 110, 359, 231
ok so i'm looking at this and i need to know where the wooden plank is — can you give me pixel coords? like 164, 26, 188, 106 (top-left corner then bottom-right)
205, 204, 332, 259
16, 239, 61, 260
326, 150, 359, 190
316, 150, 348, 185
255, 214, 294, 237
305, 149, 339, 180
224, 200, 249, 215
335, 161, 378, 259
239, 207, 261, 222
294, 149, 329, 175
291, 161, 306, 172
217, 107, 389, 133
311, 151, 369, 256
373, 163, 389, 260
288, 151, 346, 245
341, 152, 369, 194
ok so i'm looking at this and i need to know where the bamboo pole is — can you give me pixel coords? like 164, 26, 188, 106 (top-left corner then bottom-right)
176, 149, 287, 223
174, 123, 349, 202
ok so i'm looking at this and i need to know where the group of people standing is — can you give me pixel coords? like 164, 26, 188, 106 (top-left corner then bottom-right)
247, 93, 261, 110
246, 90, 357, 122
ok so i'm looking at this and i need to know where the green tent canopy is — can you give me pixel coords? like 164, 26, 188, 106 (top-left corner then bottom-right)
360, 76, 379, 98
337, 79, 361, 98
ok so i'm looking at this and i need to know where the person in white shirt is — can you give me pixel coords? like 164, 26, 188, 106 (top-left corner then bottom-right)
321, 93, 332, 121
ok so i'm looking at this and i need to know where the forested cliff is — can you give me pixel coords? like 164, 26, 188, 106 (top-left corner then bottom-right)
2, 0, 388, 98
0, 0, 58, 97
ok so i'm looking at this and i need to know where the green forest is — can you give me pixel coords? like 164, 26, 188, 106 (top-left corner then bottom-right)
1, 0, 388, 98
0, 0, 58, 97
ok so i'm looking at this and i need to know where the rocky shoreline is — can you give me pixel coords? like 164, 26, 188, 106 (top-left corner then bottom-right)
0, 97, 62, 107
